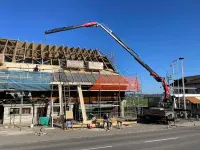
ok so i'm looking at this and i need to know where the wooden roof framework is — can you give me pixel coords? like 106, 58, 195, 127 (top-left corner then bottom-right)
0, 38, 116, 71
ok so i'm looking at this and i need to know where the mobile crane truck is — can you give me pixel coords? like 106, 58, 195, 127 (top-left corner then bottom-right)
44, 22, 175, 124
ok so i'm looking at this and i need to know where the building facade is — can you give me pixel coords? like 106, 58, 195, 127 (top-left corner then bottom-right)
171, 75, 200, 112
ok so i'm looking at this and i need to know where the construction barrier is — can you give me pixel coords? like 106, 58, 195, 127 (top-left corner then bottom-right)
89, 75, 140, 92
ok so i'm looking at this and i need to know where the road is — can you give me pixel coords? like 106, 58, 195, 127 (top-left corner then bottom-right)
1, 126, 200, 150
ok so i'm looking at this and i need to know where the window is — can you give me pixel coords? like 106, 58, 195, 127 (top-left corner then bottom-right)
22, 108, 31, 114
10, 108, 20, 115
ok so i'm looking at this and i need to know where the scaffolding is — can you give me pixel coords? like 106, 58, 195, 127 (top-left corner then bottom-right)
0, 67, 52, 127
0, 67, 143, 128
51, 69, 141, 121
83, 75, 141, 119
0, 69, 51, 91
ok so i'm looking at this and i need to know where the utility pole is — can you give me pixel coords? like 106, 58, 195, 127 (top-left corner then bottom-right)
179, 57, 187, 119
170, 63, 175, 95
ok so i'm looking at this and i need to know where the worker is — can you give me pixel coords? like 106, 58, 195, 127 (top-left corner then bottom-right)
33, 65, 39, 72
33, 65, 39, 81
103, 113, 112, 130
103, 113, 108, 129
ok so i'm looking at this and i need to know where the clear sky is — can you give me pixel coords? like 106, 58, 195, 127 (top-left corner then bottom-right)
0, 0, 200, 94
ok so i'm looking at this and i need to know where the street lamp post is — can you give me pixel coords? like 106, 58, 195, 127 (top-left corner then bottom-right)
176, 60, 181, 108
179, 57, 187, 119
170, 63, 174, 94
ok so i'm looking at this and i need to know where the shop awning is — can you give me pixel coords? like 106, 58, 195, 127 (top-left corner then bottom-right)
186, 97, 200, 104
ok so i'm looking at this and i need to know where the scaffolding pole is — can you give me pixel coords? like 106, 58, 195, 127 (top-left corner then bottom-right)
51, 75, 54, 128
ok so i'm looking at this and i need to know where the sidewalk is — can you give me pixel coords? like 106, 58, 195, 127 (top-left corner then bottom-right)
0, 121, 199, 146
174, 119, 200, 127
0, 124, 166, 146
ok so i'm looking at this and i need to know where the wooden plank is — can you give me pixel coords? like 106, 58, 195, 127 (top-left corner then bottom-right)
12, 40, 19, 62
77, 85, 87, 123
2, 39, 8, 54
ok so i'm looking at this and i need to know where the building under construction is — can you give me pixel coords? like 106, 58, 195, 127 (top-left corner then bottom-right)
0, 38, 140, 126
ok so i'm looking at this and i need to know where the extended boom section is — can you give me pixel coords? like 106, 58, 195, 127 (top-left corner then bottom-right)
45, 22, 169, 102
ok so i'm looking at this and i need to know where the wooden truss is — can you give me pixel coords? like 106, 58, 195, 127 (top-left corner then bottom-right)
0, 38, 116, 71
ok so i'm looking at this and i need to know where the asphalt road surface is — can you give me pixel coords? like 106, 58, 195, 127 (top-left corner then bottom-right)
1, 126, 200, 150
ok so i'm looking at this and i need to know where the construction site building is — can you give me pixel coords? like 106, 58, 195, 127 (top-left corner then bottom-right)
0, 38, 140, 126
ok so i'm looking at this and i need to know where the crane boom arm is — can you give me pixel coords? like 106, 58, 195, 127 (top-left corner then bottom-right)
45, 22, 169, 102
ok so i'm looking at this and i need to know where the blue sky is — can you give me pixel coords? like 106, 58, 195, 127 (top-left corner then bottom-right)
1, 0, 200, 94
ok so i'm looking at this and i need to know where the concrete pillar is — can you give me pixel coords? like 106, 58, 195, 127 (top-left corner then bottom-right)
33, 106, 38, 125
120, 100, 125, 118
31, 105, 34, 126
58, 84, 63, 115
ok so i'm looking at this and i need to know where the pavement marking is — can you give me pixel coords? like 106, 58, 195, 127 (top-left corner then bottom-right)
144, 137, 178, 143
81, 145, 113, 150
